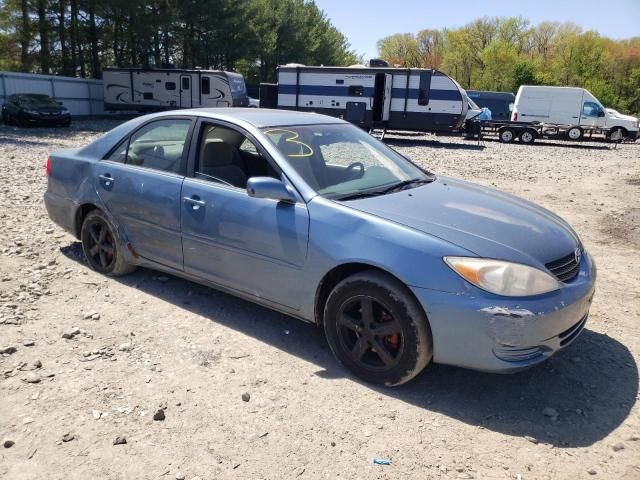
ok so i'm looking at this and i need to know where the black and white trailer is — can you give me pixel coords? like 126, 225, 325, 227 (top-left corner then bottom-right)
465, 119, 616, 144
103, 67, 249, 112
260, 65, 470, 135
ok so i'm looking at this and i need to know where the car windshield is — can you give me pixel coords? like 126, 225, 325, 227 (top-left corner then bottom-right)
16, 94, 58, 107
262, 124, 433, 200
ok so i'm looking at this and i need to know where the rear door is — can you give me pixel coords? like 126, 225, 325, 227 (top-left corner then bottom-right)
180, 119, 310, 309
95, 117, 194, 270
382, 73, 393, 121
180, 75, 192, 108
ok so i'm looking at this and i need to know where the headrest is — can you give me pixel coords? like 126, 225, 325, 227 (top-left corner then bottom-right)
203, 141, 238, 167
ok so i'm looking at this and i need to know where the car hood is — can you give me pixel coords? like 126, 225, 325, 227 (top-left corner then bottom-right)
345, 176, 580, 266
607, 112, 638, 123
26, 105, 64, 113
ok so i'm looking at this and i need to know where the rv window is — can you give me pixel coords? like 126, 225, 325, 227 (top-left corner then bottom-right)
165, 82, 176, 91
201, 77, 210, 95
143, 92, 153, 100
181, 77, 190, 90
418, 71, 431, 106
348, 85, 364, 97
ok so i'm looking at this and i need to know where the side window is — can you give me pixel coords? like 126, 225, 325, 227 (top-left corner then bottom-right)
348, 85, 364, 96
165, 82, 176, 91
181, 77, 190, 90
105, 138, 128, 163
583, 102, 603, 117
195, 124, 278, 188
418, 71, 431, 106
143, 92, 153, 100
201, 77, 210, 95
126, 119, 191, 173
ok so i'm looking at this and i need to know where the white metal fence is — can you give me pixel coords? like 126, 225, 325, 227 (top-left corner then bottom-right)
0, 71, 104, 115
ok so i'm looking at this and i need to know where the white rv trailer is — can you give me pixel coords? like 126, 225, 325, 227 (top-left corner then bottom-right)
103, 67, 249, 112
266, 65, 469, 133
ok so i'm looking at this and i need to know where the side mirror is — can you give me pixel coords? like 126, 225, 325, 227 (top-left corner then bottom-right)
246, 177, 297, 203
598, 110, 605, 117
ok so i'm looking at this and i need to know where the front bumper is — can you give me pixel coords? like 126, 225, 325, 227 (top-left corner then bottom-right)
411, 252, 596, 373
22, 112, 70, 125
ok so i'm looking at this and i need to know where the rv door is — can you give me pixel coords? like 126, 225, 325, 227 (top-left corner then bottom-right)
180, 74, 192, 108
382, 74, 392, 121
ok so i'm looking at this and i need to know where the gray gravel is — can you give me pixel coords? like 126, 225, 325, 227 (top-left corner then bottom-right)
0, 118, 639, 479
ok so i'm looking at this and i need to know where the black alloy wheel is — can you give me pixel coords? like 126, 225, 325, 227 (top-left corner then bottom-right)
337, 295, 404, 370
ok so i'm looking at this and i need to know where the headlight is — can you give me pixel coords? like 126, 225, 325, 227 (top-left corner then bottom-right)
444, 257, 560, 297
26, 110, 40, 115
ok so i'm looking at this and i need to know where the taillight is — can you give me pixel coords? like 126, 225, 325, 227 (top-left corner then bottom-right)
513, 112, 518, 121
46, 156, 51, 176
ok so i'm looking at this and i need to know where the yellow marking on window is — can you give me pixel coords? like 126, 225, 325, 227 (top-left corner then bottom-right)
264, 128, 314, 157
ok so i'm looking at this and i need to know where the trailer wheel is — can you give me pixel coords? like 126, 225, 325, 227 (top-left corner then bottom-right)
519, 129, 537, 145
498, 127, 515, 143
567, 126, 583, 141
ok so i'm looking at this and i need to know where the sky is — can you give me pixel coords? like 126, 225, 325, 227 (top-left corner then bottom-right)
314, 0, 640, 60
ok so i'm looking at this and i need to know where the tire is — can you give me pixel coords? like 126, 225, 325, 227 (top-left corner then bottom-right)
608, 127, 627, 141
81, 210, 136, 276
498, 127, 515, 143
567, 126, 583, 141
519, 129, 536, 144
323, 270, 432, 386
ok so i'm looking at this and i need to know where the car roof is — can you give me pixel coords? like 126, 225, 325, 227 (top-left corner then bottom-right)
165, 108, 348, 128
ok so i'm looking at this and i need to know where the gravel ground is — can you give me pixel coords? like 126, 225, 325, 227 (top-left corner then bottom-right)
0, 119, 639, 480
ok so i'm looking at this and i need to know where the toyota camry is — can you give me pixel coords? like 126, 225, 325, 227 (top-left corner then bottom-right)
44, 109, 596, 386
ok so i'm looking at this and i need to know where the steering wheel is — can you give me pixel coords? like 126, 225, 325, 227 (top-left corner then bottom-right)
344, 162, 365, 180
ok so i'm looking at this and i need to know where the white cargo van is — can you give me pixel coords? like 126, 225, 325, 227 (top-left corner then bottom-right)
512, 86, 638, 140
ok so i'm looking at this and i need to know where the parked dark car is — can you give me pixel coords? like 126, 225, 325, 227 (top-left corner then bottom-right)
2, 93, 71, 127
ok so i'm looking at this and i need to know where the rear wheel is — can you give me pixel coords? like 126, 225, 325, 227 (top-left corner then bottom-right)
498, 127, 515, 143
519, 129, 536, 144
323, 270, 432, 386
567, 126, 583, 141
81, 210, 135, 276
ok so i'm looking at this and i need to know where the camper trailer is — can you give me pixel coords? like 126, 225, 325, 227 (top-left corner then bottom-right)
467, 91, 515, 121
261, 65, 469, 134
103, 67, 249, 111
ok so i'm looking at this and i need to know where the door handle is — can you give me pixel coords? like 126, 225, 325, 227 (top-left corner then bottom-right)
183, 196, 206, 210
98, 174, 114, 186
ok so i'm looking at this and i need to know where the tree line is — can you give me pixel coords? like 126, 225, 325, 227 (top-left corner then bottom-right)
0, 0, 359, 84
377, 17, 640, 116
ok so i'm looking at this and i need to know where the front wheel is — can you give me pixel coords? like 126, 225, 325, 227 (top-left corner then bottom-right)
608, 127, 627, 141
323, 270, 432, 386
81, 210, 136, 276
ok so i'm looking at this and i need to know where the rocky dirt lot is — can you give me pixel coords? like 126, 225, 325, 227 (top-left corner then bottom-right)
0, 119, 639, 480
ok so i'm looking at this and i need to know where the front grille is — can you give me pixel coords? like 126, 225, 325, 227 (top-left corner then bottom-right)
546, 250, 581, 282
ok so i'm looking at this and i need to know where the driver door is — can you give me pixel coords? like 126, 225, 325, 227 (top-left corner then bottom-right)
180, 120, 310, 310
581, 102, 605, 127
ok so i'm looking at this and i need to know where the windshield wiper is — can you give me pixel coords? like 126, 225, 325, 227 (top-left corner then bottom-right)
333, 176, 435, 201
376, 177, 435, 195
334, 191, 385, 201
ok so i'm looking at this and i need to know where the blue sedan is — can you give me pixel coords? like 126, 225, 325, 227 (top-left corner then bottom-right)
44, 109, 596, 386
